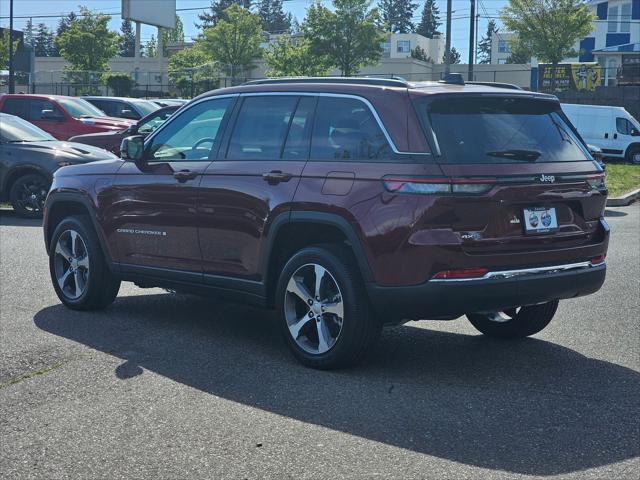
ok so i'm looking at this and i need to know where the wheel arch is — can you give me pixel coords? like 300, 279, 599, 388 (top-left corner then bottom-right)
263, 211, 373, 307
2, 165, 52, 201
624, 142, 640, 161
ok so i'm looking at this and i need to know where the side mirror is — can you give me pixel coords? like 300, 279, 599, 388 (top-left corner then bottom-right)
631, 128, 640, 137
121, 135, 145, 163
41, 109, 63, 121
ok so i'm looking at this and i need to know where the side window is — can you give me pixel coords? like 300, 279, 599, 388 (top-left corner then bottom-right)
310, 97, 391, 161
616, 117, 632, 135
226, 96, 297, 160
146, 97, 231, 162
2, 99, 29, 119
88, 100, 109, 116
29, 100, 63, 121
138, 109, 174, 135
282, 97, 316, 160
120, 102, 141, 120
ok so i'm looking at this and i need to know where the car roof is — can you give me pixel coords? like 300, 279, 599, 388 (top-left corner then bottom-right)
83, 96, 155, 103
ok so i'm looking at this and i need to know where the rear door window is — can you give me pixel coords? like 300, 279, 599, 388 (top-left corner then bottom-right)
2, 98, 29, 119
226, 96, 298, 160
283, 97, 316, 160
423, 96, 590, 163
310, 97, 390, 161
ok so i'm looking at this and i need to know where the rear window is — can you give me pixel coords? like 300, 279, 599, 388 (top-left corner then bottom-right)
423, 97, 590, 163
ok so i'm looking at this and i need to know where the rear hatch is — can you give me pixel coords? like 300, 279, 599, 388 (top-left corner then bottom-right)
410, 93, 607, 255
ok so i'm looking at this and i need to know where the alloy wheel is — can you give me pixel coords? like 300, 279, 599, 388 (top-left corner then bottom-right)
284, 263, 344, 355
15, 178, 47, 214
53, 229, 90, 300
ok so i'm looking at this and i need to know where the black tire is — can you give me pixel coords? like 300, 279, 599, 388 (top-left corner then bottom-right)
626, 145, 640, 164
49, 215, 120, 310
466, 300, 559, 339
275, 244, 380, 369
9, 173, 49, 218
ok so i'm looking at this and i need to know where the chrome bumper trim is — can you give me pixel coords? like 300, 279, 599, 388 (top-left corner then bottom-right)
429, 261, 604, 283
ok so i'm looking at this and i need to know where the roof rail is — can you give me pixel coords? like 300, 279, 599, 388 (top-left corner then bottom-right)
242, 77, 409, 88
466, 81, 523, 90
439, 73, 465, 85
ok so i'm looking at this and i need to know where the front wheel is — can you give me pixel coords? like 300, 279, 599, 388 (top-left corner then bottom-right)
276, 245, 380, 369
466, 300, 559, 339
9, 173, 49, 218
626, 145, 640, 164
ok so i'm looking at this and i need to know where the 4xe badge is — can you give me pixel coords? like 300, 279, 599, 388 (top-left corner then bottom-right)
539, 174, 556, 183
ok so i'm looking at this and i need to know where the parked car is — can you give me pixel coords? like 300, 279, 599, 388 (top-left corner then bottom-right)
69, 105, 179, 155
562, 103, 640, 164
0, 94, 133, 141
44, 77, 609, 369
150, 98, 188, 108
83, 96, 160, 120
0, 113, 117, 218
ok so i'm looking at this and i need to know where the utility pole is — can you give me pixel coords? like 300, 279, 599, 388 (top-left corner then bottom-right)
468, 0, 476, 81
474, 12, 479, 64
444, 0, 452, 74
8, 0, 15, 93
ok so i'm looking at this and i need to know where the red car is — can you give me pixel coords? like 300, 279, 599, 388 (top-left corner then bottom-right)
44, 77, 608, 369
0, 94, 133, 141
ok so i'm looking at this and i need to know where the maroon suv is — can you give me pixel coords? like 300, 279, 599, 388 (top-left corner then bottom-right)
43, 77, 609, 369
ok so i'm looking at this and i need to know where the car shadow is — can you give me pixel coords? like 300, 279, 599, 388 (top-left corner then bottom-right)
604, 209, 628, 217
0, 209, 42, 227
34, 293, 639, 476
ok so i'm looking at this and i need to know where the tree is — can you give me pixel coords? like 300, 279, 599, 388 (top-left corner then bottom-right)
23, 19, 35, 48
200, 4, 263, 80
34, 23, 54, 56
477, 19, 498, 64
506, 37, 532, 64
168, 45, 218, 96
103, 72, 135, 96
56, 7, 118, 73
444, 46, 461, 64
415, 0, 441, 38
378, 0, 417, 33
501, 0, 595, 90
264, 35, 330, 76
162, 15, 185, 55
0, 30, 20, 69
303, 0, 384, 76
145, 34, 157, 57
119, 19, 136, 57
196, 0, 252, 30
53, 12, 77, 56
258, 0, 292, 33
410, 45, 432, 62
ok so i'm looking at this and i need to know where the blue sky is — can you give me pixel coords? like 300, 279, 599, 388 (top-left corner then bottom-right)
0, 0, 509, 61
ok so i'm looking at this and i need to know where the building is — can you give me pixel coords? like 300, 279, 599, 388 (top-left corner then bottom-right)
490, 32, 518, 65
380, 33, 445, 63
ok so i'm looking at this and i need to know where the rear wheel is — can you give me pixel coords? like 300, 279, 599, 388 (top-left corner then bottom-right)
466, 300, 559, 339
9, 173, 49, 218
626, 145, 640, 164
276, 245, 380, 369
49, 216, 120, 310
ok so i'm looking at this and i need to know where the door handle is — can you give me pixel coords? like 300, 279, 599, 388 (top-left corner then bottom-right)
604, 133, 608, 139
613, 133, 618, 139
262, 170, 293, 184
174, 169, 198, 182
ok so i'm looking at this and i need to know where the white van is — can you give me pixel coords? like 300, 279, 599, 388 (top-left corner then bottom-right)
561, 104, 640, 164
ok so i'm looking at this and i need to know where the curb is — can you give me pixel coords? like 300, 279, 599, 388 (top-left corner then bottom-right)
607, 188, 640, 207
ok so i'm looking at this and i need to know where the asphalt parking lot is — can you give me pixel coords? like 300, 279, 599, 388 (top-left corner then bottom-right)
1, 204, 638, 480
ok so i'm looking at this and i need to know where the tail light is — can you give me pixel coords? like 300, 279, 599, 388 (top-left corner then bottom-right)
590, 254, 606, 265
586, 173, 606, 190
432, 267, 489, 280
383, 176, 495, 195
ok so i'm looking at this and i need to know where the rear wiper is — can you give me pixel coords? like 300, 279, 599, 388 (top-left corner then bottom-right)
486, 149, 541, 161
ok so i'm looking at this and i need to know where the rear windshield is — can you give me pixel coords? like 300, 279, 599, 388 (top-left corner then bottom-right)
423, 96, 590, 163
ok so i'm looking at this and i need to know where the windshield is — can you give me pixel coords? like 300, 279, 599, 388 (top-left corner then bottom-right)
423, 97, 590, 163
132, 100, 160, 117
0, 115, 56, 142
57, 97, 105, 118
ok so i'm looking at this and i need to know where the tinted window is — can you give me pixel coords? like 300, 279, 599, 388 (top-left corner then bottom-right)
29, 100, 63, 121
0, 114, 55, 142
58, 97, 105, 118
87, 99, 111, 115
138, 108, 175, 135
425, 97, 590, 163
310, 97, 390, 161
226, 96, 297, 160
616, 117, 635, 135
2, 99, 29, 119
283, 97, 316, 160
147, 97, 231, 162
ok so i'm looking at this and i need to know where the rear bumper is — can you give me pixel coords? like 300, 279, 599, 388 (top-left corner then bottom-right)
367, 262, 606, 323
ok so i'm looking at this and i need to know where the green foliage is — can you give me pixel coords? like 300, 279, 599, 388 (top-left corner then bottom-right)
168, 44, 218, 97
444, 46, 461, 64
378, 0, 417, 33
477, 19, 498, 64
119, 19, 135, 57
34, 23, 55, 57
0, 30, 20, 69
410, 45, 433, 63
53, 12, 77, 56
196, 0, 252, 30
57, 7, 118, 73
258, 0, 292, 33
501, 0, 595, 68
103, 72, 136, 96
23, 19, 35, 48
200, 4, 263, 79
506, 36, 532, 64
162, 15, 185, 56
303, 0, 384, 77
416, 0, 441, 38
145, 34, 157, 57
264, 35, 330, 76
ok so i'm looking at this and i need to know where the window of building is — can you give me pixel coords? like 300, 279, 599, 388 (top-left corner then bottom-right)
498, 59, 507, 65
381, 42, 391, 54
608, 3, 632, 33
608, 5, 619, 32
397, 40, 410, 53
226, 96, 297, 160
310, 97, 390, 161
620, 2, 631, 33
498, 40, 510, 53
